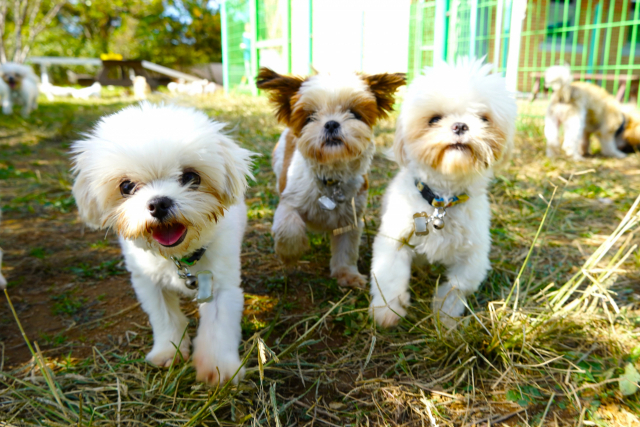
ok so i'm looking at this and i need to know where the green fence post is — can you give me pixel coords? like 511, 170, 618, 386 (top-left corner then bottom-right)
435, 0, 447, 62
309, 0, 313, 74
250, 0, 258, 95
221, 0, 229, 93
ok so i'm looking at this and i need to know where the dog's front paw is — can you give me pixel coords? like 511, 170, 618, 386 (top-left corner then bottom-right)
432, 285, 466, 329
274, 233, 309, 265
370, 294, 408, 328
146, 337, 191, 368
0, 273, 6, 289
546, 146, 560, 158
193, 345, 244, 386
332, 267, 366, 288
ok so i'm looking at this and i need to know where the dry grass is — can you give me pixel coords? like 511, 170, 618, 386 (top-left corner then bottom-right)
1, 94, 639, 426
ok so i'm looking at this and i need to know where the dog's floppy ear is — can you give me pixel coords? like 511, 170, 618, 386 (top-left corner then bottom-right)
72, 169, 103, 229
362, 73, 406, 118
256, 67, 305, 124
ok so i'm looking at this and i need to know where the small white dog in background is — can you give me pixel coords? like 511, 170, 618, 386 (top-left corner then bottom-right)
133, 76, 150, 100
0, 62, 39, 117
369, 59, 517, 328
71, 103, 255, 385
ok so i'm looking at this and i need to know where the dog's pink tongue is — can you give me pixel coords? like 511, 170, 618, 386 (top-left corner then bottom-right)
152, 224, 186, 246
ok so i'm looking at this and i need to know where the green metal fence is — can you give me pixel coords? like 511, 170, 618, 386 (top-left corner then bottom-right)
519, 0, 640, 103
222, 0, 291, 93
408, 0, 640, 103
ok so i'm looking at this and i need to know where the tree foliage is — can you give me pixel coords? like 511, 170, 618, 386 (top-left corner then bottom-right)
48, 0, 222, 68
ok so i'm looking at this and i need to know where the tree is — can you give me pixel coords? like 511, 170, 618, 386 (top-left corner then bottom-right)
0, 0, 66, 63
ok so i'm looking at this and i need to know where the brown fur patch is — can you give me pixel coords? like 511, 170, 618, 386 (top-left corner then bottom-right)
362, 73, 406, 119
256, 68, 306, 124
359, 174, 369, 193
278, 131, 297, 193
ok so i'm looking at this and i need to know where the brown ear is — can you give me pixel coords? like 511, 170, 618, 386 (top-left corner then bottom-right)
362, 73, 406, 118
256, 67, 305, 124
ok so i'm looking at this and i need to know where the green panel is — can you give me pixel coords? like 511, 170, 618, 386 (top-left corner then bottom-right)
408, 1, 437, 82
224, 0, 252, 92
517, 0, 640, 102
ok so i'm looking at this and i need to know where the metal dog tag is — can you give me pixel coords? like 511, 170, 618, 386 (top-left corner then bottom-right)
318, 196, 337, 210
413, 213, 429, 236
196, 270, 214, 304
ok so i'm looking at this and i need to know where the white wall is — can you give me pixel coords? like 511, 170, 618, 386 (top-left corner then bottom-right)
310, 0, 410, 75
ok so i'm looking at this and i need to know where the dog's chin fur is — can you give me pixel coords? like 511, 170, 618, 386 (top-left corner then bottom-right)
71, 103, 255, 385
257, 68, 405, 287
370, 59, 517, 329
544, 65, 626, 159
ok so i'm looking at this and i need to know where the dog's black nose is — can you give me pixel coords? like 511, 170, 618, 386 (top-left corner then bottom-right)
7, 76, 14, 83
148, 196, 174, 220
452, 122, 469, 135
324, 120, 340, 133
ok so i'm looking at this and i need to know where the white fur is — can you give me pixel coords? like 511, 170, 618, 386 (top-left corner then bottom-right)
370, 60, 517, 328
71, 103, 255, 385
0, 62, 39, 117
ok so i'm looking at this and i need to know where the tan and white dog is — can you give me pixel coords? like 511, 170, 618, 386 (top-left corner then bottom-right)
618, 104, 640, 153
257, 68, 405, 288
544, 65, 626, 159
0, 62, 39, 117
71, 103, 254, 385
369, 60, 517, 328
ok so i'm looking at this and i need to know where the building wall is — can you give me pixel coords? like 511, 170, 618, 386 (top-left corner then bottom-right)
311, 0, 411, 74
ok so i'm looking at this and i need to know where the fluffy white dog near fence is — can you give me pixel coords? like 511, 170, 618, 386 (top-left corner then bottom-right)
0, 62, 39, 117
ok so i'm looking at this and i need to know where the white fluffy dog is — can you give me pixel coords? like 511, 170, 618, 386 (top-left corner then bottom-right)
0, 62, 39, 117
71, 103, 254, 385
256, 68, 405, 287
369, 60, 517, 328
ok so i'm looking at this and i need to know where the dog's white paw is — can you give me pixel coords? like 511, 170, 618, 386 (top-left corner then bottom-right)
370, 294, 408, 328
146, 337, 191, 368
546, 146, 560, 158
332, 267, 366, 289
432, 285, 466, 329
192, 344, 244, 386
0, 273, 6, 290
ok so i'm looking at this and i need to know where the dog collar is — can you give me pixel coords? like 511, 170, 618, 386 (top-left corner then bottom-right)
170, 247, 213, 304
415, 180, 469, 208
317, 176, 347, 210
412, 180, 470, 236
178, 247, 206, 266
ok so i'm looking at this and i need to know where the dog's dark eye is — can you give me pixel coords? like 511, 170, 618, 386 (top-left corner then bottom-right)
120, 180, 137, 197
180, 171, 201, 189
350, 109, 363, 121
304, 115, 316, 127
429, 115, 442, 125
480, 115, 490, 123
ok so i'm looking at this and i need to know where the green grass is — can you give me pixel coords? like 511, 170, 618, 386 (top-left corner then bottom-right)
1, 94, 639, 426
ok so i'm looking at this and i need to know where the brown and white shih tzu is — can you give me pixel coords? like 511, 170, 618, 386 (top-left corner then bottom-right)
257, 68, 405, 288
